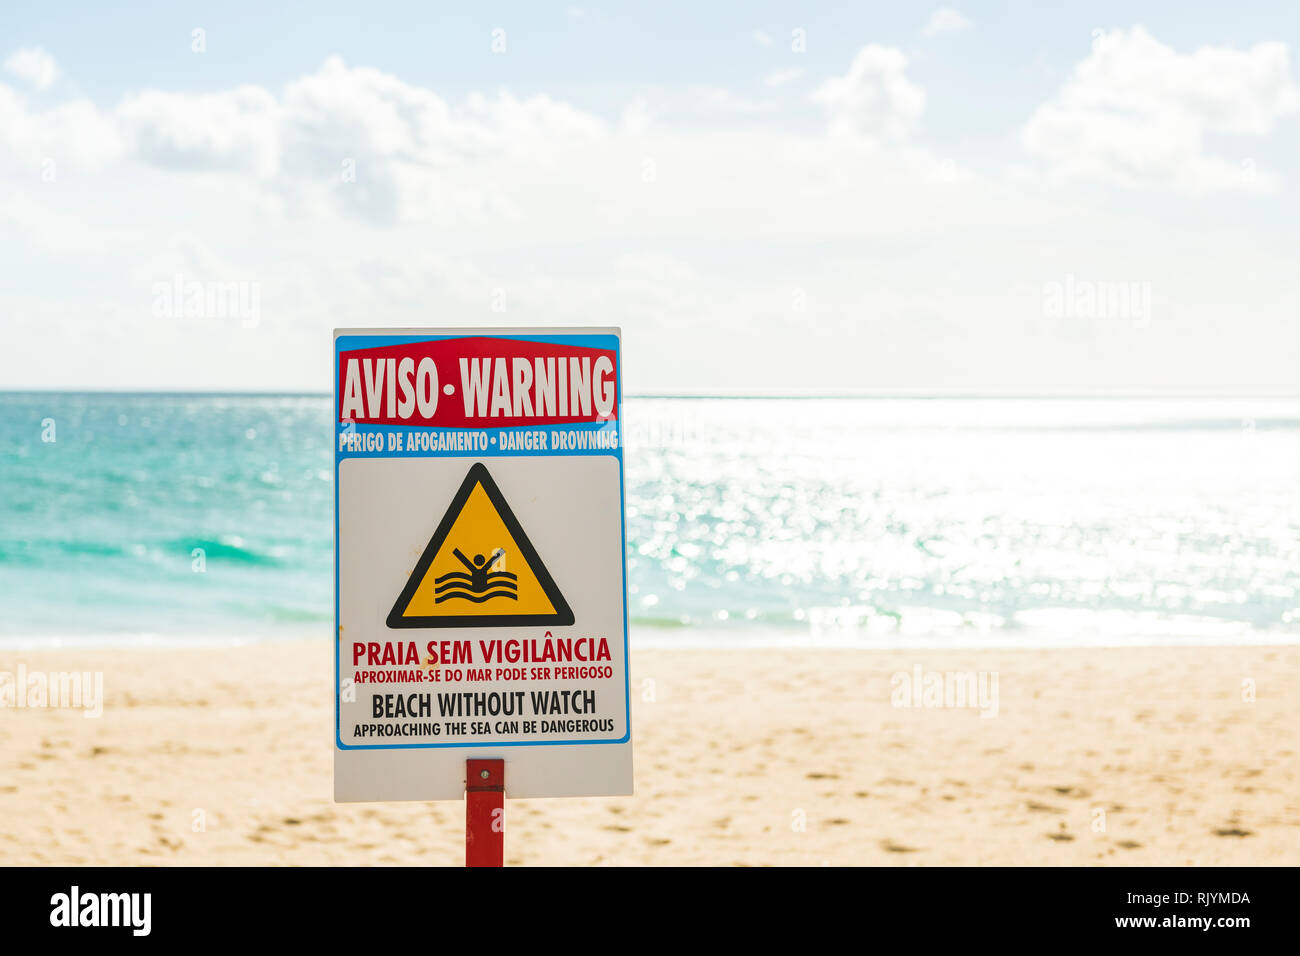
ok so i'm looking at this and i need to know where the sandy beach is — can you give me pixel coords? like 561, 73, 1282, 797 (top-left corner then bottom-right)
1, 641, 1296, 866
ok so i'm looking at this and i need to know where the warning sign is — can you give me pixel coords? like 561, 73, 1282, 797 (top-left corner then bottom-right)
333, 328, 632, 802
386, 462, 574, 628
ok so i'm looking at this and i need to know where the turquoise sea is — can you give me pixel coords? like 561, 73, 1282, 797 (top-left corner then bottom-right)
2, 393, 1298, 648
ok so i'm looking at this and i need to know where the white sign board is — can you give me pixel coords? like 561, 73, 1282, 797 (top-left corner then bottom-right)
333, 328, 632, 800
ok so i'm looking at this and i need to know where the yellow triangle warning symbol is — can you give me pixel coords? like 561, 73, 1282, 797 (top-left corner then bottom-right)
387, 462, 574, 628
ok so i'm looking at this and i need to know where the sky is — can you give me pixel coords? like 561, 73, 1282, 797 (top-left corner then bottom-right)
2, 1, 1299, 393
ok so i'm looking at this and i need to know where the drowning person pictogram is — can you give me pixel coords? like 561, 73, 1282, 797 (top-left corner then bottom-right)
434, 547, 518, 603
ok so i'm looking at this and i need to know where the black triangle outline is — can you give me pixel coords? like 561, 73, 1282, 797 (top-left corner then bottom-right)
386, 462, 575, 629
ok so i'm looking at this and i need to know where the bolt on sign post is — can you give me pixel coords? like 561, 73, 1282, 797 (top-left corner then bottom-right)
332, 329, 634, 866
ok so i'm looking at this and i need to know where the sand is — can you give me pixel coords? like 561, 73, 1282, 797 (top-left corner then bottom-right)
0, 641, 1296, 866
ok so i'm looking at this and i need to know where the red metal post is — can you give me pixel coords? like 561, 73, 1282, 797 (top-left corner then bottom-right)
465, 759, 504, 867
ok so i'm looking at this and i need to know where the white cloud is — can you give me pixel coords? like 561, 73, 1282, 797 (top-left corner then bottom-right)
0, 192, 115, 254
1, 44, 1299, 394
752, 30, 773, 48
923, 8, 972, 38
763, 67, 804, 88
811, 45, 926, 140
0, 84, 124, 171
620, 97, 655, 134
0, 48, 967, 390
1021, 26, 1299, 194
117, 86, 281, 177
4, 47, 58, 90
106, 58, 608, 224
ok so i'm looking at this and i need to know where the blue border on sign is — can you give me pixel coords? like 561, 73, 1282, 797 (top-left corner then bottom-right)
333, 332, 631, 751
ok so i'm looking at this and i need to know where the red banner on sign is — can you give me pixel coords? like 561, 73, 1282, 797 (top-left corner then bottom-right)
337, 337, 619, 428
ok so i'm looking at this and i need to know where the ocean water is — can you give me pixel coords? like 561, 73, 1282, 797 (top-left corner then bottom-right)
2, 393, 1298, 648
